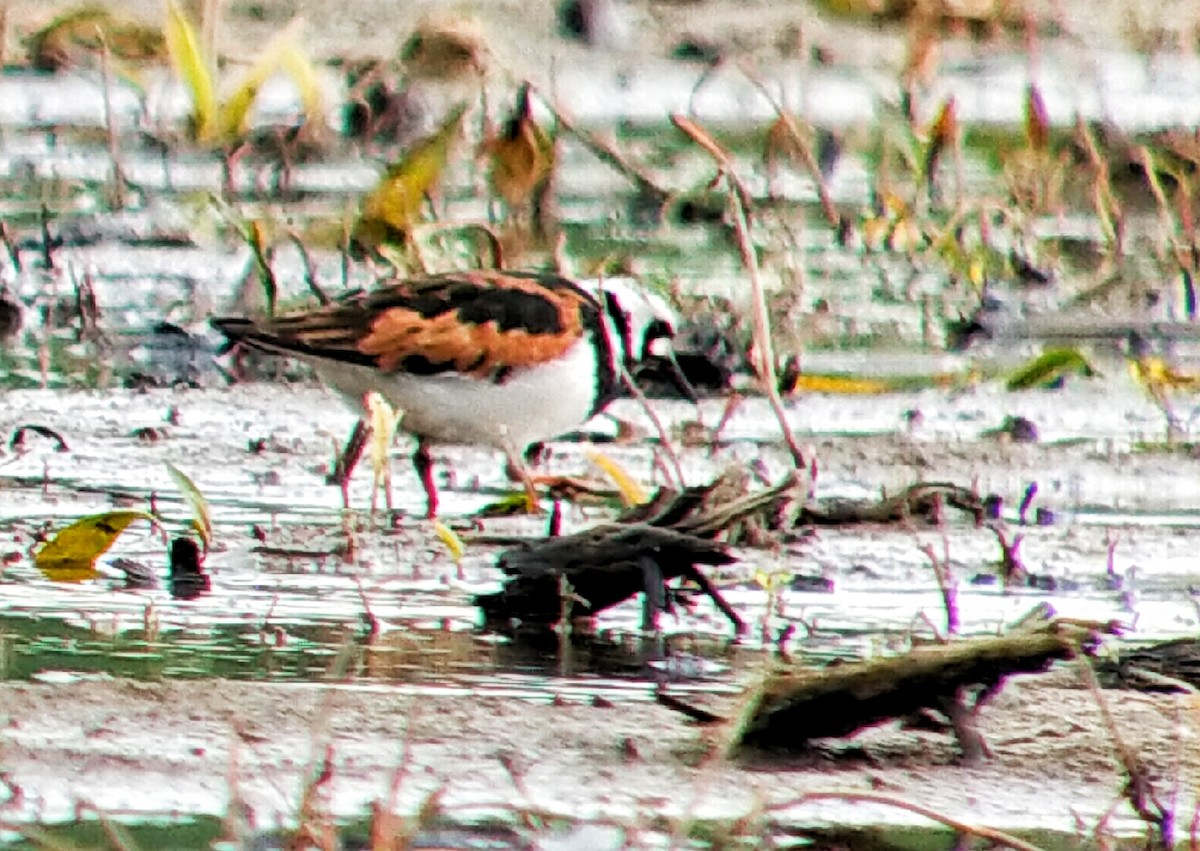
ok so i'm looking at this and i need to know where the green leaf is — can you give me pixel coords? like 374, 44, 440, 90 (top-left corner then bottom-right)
1006, 347, 1097, 391
214, 18, 307, 143
36, 511, 155, 582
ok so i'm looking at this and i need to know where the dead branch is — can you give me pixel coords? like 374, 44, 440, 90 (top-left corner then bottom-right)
670, 114, 806, 472
662, 615, 1114, 756
476, 473, 801, 635
798, 482, 983, 526
735, 617, 1111, 752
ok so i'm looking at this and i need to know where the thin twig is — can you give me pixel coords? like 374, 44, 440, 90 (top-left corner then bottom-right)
96, 30, 127, 210
528, 82, 671, 206
1076, 655, 1172, 844
671, 114, 806, 471
738, 61, 840, 230
1073, 117, 1123, 256
287, 230, 331, 305
91, 805, 140, 851
768, 790, 1048, 851
618, 362, 686, 489
0, 221, 21, 272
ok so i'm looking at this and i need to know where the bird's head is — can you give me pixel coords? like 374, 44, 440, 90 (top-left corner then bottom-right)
593, 277, 696, 401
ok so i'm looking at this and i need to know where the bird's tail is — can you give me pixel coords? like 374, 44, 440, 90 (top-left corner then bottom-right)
210, 316, 296, 358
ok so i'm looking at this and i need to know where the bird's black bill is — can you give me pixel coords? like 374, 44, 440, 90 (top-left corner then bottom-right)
629, 350, 701, 402
643, 352, 705, 405
660, 350, 699, 402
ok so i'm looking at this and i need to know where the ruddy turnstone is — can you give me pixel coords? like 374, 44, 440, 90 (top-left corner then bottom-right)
213, 268, 691, 516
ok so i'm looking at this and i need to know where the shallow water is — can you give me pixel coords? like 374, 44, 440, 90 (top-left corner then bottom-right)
3, 380, 1199, 665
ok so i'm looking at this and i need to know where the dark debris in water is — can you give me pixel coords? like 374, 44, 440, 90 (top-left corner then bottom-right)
477, 473, 800, 636
1098, 637, 1200, 693
168, 537, 211, 600
9, 423, 70, 452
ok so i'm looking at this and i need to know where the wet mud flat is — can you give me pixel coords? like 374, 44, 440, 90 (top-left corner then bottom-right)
0, 671, 1193, 845
2, 380, 1200, 845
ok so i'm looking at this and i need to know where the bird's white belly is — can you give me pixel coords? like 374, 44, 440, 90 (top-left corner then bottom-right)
312, 339, 602, 449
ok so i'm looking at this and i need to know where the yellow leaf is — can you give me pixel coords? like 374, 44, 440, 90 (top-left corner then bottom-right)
163, 0, 218, 141
165, 462, 213, 549
364, 392, 403, 512
36, 511, 155, 582
485, 84, 554, 207
764, 111, 807, 167
790, 374, 892, 395
1025, 84, 1050, 152
354, 104, 467, 250
861, 215, 889, 251
365, 392, 403, 475
586, 449, 647, 507
214, 18, 307, 143
278, 44, 325, 130
753, 568, 787, 591
928, 97, 958, 149
888, 217, 923, 252
432, 520, 465, 563
1130, 356, 1200, 391
968, 258, 985, 289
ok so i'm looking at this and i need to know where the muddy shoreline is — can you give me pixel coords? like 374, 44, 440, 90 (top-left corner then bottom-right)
0, 380, 1197, 843
0, 671, 1187, 839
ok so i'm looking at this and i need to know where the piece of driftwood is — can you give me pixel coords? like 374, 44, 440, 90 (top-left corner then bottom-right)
476, 473, 802, 635
1097, 637, 1200, 693
734, 618, 1112, 752
661, 617, 1113, 755
478, 524, 740, 631
798, 482, 984, 526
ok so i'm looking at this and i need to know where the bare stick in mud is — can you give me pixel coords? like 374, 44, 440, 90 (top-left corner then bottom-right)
798, 482, 983, 526
662, 616, 1114, 758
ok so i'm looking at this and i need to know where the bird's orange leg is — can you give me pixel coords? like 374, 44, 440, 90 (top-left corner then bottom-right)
413, 440, 440, 519
327, 419, 369, 508
501, 442, 543, 514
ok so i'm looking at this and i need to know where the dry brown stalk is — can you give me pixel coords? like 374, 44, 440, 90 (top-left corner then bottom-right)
1076, 656, 1173, 846
738, 61, 841, 230
1073, 118, 1124, 255
670, 113, 806, 471
527, 83, 671, 207
97, 31, 127, 210
615, 360, 686, 489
